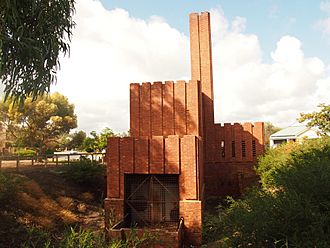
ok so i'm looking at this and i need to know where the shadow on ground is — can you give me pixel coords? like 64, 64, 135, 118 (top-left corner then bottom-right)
0, 167, 105, 248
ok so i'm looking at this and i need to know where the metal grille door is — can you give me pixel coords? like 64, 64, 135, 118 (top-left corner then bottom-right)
124, 174, 179, 227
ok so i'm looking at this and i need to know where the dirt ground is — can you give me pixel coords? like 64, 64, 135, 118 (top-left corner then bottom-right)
0, 166, 106, 247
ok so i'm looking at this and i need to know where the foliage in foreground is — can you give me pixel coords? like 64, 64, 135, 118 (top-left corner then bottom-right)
0, 0, 75, 101
204, 137, 330, 247
20, 226, 152, 248
58, 227, 151, 248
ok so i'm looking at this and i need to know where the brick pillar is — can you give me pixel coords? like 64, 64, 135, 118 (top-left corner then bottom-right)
190, 13, 201, 81
189, 12, 215, 163
130, 84, 140, 137
179, 135, 202, 247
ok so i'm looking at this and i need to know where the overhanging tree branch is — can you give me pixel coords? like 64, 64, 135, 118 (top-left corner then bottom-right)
0, 0, 75, 102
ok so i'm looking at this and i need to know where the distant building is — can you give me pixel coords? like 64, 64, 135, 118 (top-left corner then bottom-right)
270, 125, 320, 148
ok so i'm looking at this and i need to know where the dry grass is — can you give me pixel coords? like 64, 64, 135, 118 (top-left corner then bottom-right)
0, 167, 105, 247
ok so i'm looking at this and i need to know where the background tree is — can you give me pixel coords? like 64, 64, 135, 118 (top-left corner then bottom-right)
264, 122, 282, 148
0, 0, 75, 101
0, 92, 77, 154
52, 130, 86, 151
83, 128, 115, 152
68, 131, 86, 150
299, 103, 330, 135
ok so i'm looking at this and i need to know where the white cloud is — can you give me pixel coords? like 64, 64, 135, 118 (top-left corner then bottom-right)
231, 16, 246, 33
316, 18, 330, 40
317, 1, 330, 41
321, 1, 330, 14
54, 0, 189, 133
268, 4, 279, 19
54, 1, 330, 133
210, 9, 329, 128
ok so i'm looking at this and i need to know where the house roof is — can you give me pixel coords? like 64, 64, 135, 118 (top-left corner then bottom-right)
270, 125, 309, 139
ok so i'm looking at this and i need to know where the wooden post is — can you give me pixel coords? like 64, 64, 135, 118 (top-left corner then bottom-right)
0, 156, 2, 169
16, 156, 19, 172
31, 157, 34, 166
67, 155, 70, 165
45, 155, 48, 167
91, 154, 94, 163
56, 155, 59, 166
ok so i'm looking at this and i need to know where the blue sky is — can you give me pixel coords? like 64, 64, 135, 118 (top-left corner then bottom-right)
52, 0, 330, 133
101, 0, 329, 64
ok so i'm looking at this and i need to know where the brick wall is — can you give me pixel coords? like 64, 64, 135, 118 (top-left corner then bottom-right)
212, 122, 264, 163
106, 135, 203, 245
130, 80, 202, 138
106, 135, 203, 200
205, 122, 265, 197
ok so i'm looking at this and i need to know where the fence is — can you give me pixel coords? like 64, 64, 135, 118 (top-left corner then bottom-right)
0, 152, 106, 171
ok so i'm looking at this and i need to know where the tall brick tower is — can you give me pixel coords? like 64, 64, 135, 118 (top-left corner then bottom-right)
105, 11, 265, 247
190, 12, 265, 199
190, 12, 215, 164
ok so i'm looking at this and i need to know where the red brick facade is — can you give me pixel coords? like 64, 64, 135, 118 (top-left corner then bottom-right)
205, 122, 264, 197
130, 80, 202, 138
105, 12, 264, 247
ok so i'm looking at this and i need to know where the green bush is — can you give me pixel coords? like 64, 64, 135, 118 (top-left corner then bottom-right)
202, 212, 224, 244
57, 160, 105, 186
210, 137, 330, 247
13, 149, 37, 157
256, 138, 330, 189
45, 149, 54, 155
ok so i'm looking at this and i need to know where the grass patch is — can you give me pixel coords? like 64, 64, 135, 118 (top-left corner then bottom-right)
0, 171, 21, 208
15, 226, 154, 248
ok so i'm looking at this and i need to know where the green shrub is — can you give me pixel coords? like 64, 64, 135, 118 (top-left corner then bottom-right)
13, 149, 37, 157
256, 138, 330, 191
57, 160, 105, 186
45, 149, 54, 155
256, 141, 299, 189
213, 137, 330, 247
202, 212, 224, 244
